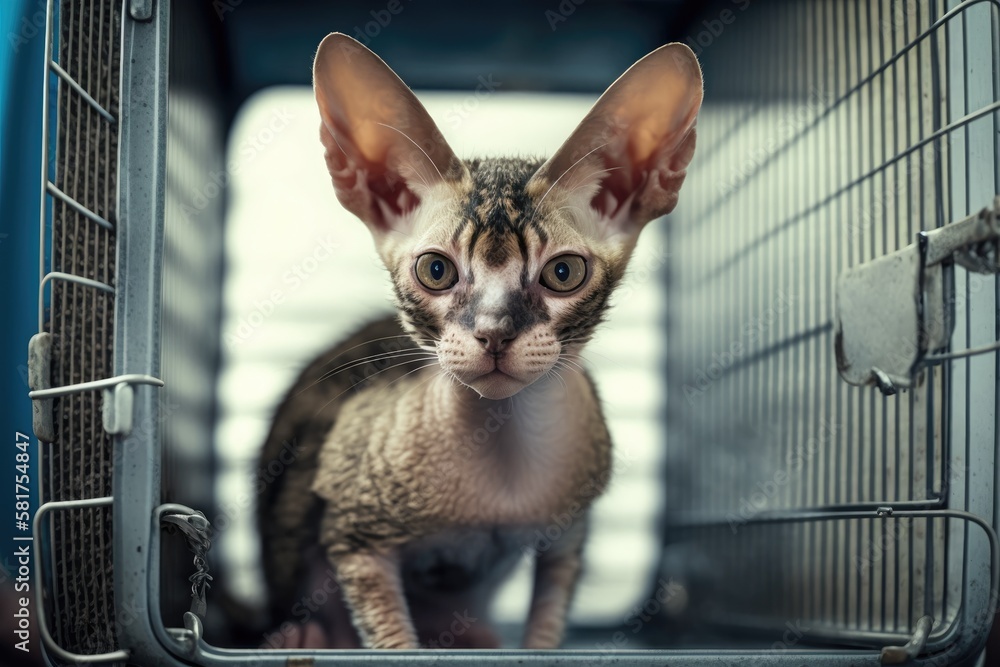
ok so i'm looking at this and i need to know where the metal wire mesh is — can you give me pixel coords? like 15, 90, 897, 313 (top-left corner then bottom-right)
42, 0, 121, 656
662, 0, 999, 655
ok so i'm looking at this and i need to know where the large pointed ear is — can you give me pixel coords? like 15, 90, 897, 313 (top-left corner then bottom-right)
528, 43, 703, 236
313, 33, 467, 236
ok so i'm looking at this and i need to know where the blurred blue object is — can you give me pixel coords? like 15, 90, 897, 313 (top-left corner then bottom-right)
0, 0, 44, 623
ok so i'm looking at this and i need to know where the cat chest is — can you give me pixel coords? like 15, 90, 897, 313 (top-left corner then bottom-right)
399, 424, 609, 527
315, 391, 611, 548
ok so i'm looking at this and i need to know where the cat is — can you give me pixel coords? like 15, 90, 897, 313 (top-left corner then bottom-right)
255, 32, 702, 650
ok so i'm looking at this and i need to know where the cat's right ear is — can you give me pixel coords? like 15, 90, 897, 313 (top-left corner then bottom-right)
527, 43, 703, 238
313, 33, 466, 237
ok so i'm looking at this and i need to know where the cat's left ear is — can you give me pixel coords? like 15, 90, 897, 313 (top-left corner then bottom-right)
528, 43, 703, 236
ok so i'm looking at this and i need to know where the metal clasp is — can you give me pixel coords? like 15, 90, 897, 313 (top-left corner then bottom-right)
836, 197, 1000, 394
881, 615, 933, 664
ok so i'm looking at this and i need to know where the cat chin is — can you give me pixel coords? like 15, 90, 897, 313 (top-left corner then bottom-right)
464, 370, 530, 400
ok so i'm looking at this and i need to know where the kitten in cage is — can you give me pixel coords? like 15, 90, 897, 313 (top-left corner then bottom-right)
256, 33, 702, 649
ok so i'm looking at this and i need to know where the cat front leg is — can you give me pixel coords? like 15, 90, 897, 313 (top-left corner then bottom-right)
329, 548, 418, 649
522, 518, 587, 649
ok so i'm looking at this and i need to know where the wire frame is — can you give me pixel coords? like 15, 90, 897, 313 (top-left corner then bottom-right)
38, 0, 122, 658
662, 0, 999, 656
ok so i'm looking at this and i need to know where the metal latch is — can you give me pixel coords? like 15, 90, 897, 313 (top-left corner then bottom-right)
129, 0, 153, 21
161, 507, 213, 658
27, 333, 54, 442
881, 615, 933, 664
835, 197, 1000, 394
27, 362, 165, 438
162, 510, 213, 618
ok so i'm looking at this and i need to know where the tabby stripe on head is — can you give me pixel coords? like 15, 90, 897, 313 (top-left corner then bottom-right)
556, 272, 617, 342
517, 231, 530, 289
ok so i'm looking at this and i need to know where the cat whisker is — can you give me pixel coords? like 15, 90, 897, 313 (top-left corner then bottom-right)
559, 336, 595, 346
386, 227, 412, 239
559, 344, 612, 365
310, 358, 440, 418
383, 361, 441, 394
553, 359, 580, 373
318, 334, 421, 369
570, 354, 599, 371
320, 348, 431, 376
375, 122, 443, 184
301, 350, 439, 395
530, 142, 608, 225
555, 357, 587, 375
556, 166, 624, 203
555, 205, 588, 219
398, 365, 444, 401
544, 366, 568, 393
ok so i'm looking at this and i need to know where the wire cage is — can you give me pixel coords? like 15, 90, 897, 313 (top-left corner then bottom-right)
13, 0, 1000, 666
660, 1, 1000, 663
28, 0, 124, 661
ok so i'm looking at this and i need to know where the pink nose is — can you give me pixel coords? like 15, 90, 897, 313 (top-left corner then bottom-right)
474, 329, 517, 354
474, 316, 517, 354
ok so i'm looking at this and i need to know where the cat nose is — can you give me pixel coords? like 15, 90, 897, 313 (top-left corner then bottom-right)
474, 317, 517, 354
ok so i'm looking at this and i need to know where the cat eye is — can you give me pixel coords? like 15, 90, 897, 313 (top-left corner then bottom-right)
414, 253, 458, 290
540, 255, 587, 293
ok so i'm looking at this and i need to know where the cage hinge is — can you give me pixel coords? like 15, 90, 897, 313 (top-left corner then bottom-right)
880, 615, 933, 664
836, 196, 1000, 394
129, 0, 153, 21
27, 333, 54, 442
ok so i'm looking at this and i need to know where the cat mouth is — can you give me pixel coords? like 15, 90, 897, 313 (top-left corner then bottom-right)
478, 356, 525, 382
467, 367, 527, 400
479, 368, 515, 381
